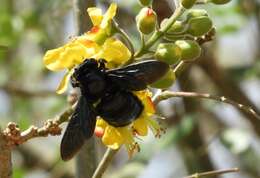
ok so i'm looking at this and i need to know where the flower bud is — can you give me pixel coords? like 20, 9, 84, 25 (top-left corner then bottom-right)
136, 7, 157, 34
150, 69, 176, 89
187, 16, 213, 36
185, 9, 208, 22
139, 0, 153, 6
155, 43, 182, 65
181, 0, 197, 9
210, 0, 231, 4
175, 40, 201, 61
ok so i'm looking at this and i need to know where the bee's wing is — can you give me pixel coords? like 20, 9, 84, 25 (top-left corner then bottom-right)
60, 96, 96, 161
106, 60, 169, 91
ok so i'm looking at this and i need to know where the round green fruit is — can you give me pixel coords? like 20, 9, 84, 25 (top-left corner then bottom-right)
187, 16, 213, 36
155, 43, 182, 65
175, 40, 201, 61
150, 69, 176, 89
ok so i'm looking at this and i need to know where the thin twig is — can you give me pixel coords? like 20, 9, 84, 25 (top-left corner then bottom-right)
92, 148, 119, 178
183, 168, 239, 178
113, 20, 135, 60
153, 91, 260, 120
1, 84, 57, 97
2, 104, 76, 148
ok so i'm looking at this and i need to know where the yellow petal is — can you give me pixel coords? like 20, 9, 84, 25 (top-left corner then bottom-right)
56, 70, 73, 94
133, 117, 148, 136
98, 38, 131, 66
43, 41, 91, 71
96, 118, 108, 129
43, 47, 68, 71
102, 126, 124, 149
100, 3, 117, 28
87, 7, 103, 26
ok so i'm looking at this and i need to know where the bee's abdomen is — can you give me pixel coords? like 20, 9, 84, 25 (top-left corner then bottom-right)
96, 91, 144, 127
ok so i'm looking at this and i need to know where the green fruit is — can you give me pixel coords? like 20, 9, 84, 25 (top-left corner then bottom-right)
181, 0, 197, 9
155, 43, 182, 65
136, 7, 157, 34
187, 16, 213, 36
185, 9, 208, 22
175, 40, 201, 61
150, 69, 176, 89
139, 0, 153, 6
210, 0, 231, 4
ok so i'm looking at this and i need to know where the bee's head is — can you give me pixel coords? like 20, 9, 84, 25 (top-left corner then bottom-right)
70, 58, 107, 88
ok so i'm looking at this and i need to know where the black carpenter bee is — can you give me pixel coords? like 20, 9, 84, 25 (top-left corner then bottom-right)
60, 58, 169, 161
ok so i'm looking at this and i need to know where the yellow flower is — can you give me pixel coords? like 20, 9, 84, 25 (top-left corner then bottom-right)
43, 3, 129, 94
94, 90, 162, 157
43, 36, 131, 94
86, 3, 117, 45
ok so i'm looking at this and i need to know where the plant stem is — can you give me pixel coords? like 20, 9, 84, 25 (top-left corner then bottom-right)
114, 21, 135, 59
183, 168, 239, 178
135, 6, 185, 58
153, 91, 260, 120
92, 148, 119, 178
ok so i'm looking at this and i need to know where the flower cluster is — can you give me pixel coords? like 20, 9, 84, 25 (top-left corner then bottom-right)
43, 3, 162, 156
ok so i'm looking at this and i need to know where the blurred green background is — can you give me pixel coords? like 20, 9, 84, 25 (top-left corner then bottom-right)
1, 0, 260, 178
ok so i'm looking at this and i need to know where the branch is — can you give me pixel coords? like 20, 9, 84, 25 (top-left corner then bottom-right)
2, 105, 75, 148
153, 91, 260, 120
183, 168, 239, 178
1, 84, 57, 98
92, 148, 119, 178
0, 128, 12, 178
